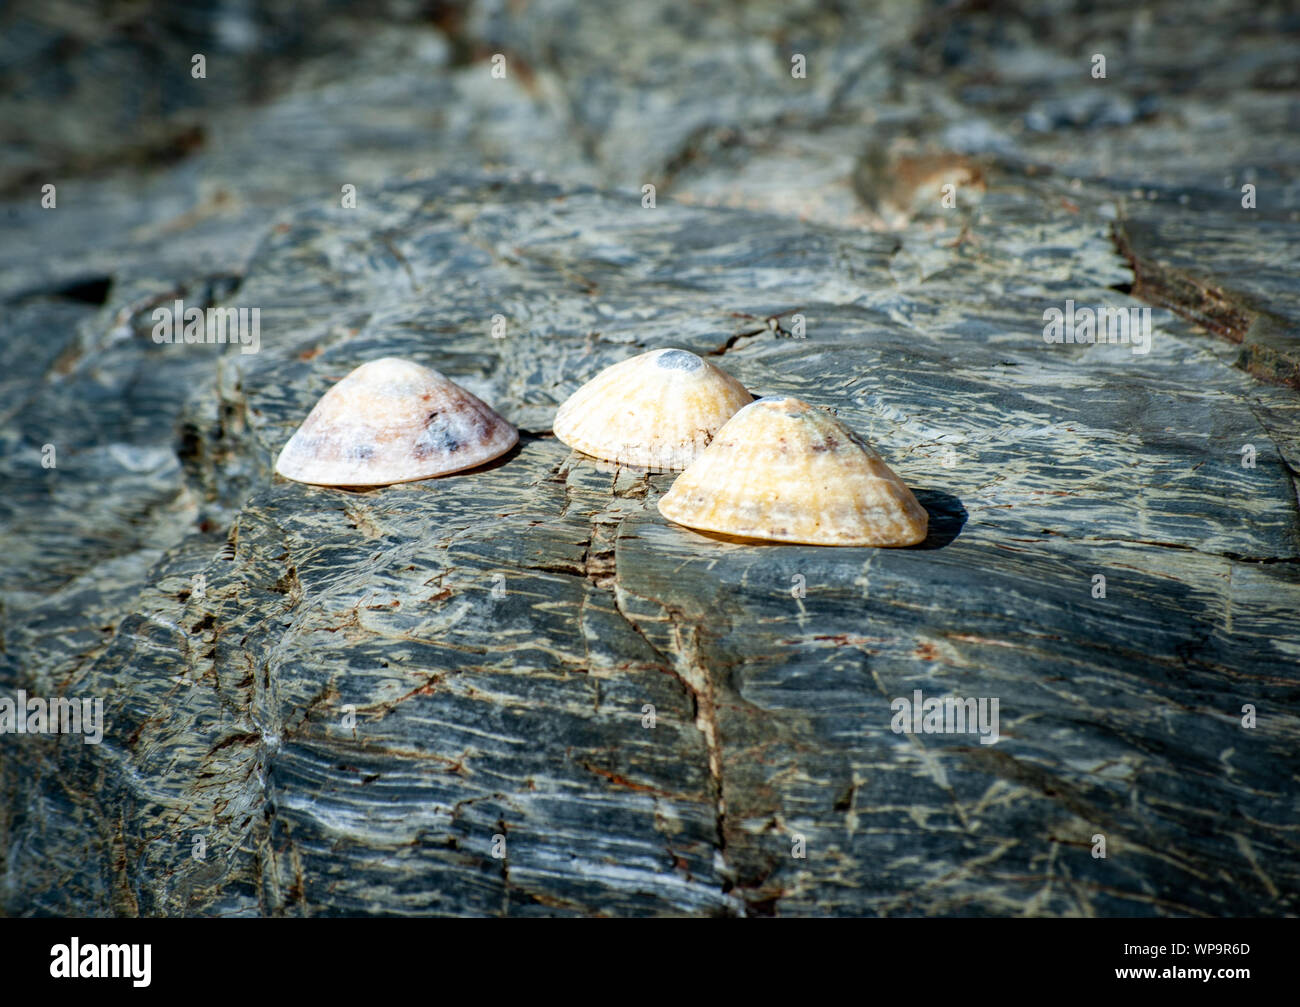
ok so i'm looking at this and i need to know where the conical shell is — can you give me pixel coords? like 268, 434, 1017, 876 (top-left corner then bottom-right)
657, 396, 928, 546
553, 348, 751, 470
275, 357, 518, 487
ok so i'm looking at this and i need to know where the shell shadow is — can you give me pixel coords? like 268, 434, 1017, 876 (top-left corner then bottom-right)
907, 488, 967, 550
457, 437, 524, 475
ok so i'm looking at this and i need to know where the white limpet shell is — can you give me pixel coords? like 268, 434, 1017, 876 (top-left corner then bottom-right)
657, 396, 928, 547
274, 357, 518, 487
552, 348, 751, 470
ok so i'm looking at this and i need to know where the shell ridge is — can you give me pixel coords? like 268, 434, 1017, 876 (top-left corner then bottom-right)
657, 396, 927, 546
275, 357, 518, 487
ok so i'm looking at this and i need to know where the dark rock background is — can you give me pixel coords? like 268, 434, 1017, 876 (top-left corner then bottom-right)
2, 0, 1298, 916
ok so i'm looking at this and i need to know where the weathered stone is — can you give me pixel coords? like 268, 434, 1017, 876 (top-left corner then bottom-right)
2, 0, 1299, 918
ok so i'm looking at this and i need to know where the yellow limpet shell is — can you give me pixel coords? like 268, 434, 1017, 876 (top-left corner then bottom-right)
657, 396, 928, 547
275, 357, 518, 487
552, 348, 751, 470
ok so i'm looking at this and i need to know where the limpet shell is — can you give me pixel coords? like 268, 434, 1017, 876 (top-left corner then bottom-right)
275, 357, 518, 487
657, 396, 928, 546
552, 348, 751, 469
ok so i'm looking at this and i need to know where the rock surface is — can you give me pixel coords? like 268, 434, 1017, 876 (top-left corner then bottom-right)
2, 0, 1299, 916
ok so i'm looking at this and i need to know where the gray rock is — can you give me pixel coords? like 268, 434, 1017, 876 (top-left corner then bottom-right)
2, 0, 1299, 917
